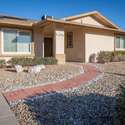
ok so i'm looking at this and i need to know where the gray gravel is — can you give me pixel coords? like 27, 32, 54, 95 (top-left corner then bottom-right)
0, 64, 84, 92
10, 62, 125, 125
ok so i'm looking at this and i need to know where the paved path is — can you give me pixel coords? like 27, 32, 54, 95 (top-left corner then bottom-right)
3, 65, 100, 102
0, 93, 19, 125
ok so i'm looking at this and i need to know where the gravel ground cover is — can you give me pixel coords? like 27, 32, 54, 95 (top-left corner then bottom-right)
0, 64, 84, 92
10, 62, 125, 125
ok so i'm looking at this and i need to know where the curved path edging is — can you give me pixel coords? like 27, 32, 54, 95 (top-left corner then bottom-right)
3, 64, 101, 102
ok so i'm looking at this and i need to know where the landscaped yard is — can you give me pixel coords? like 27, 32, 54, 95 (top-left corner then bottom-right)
0, 64, 84, 92
8, 62, 125, 125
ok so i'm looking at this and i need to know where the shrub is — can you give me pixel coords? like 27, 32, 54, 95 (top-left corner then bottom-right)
96, 51, 125, 63
96, 51, 113, 63
114, 51, 125, 56
32, 57, 44, 65
89, 53, 96, 63
10, 57, 33, 66
33, 57, 57, 65
111, 55, 121, 62
10, 57, 58, 66
43, 57, 58, 65
0, 59, 5, 68
116, 83, 125, 125
119, 55, 125, 61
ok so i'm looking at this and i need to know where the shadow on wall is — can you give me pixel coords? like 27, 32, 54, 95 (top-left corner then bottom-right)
24, 91, 117, 125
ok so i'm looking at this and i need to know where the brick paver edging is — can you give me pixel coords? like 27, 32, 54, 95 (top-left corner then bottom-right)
3, 65, 101, 102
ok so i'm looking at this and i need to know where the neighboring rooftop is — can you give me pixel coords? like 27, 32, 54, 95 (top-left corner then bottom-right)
0, 13, 37, 27
0, 13, 37, 22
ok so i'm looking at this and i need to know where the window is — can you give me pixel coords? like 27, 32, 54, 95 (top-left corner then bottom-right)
2, 29, 32, 53
67, 32, 73, 48
115, 36, 125, 49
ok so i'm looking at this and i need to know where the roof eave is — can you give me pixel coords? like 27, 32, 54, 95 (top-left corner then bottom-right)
36, 18, 125, 34
62, 11, 120, 30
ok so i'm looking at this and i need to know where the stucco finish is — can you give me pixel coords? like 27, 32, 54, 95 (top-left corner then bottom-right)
85, 32, 114, 62
54, 30, 65, 54
65, 29, 85, 62
70, 16, 104, 27
55, 54, 65, 64
33, 28, 44, 57
54, 30, 65, 64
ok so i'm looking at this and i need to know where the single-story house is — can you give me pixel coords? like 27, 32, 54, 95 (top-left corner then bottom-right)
0, 11, 125, 64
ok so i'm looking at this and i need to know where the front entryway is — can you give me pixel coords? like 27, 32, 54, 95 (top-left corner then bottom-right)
44, 38, 53, 57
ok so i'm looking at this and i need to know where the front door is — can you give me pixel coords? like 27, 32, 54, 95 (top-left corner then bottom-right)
44, 38, 53, 57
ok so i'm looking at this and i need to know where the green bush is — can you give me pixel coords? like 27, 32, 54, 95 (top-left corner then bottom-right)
0, 59, 5, 68
43, 57, 58, 65
116, 83, 125, 125
113, 51, 125, 56
32, 57, 44, 65
10, 57, 57, 66
96, 51, 125, 63
10, 57, 33, 66
96, 51, 113, 63
33, 57, 57, 65
111, 55, 121, 62
113, 52, 125, 62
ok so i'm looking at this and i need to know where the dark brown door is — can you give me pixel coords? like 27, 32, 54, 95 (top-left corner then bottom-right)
44, 38, 53, 57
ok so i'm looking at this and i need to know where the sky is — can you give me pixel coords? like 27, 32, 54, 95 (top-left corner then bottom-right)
0, 0, 125, 29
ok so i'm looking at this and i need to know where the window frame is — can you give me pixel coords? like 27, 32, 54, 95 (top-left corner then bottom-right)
67, 32, 73, 48
115, 35, 125, 50
1, 28, 32, 55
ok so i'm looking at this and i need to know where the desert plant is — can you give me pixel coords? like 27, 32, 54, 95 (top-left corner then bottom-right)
114, 51, 125, 56
111, 55, 121, 62
33, 57, 57, 65
10, 57, 58, 66
112, 51, 125, 62
96, 51, 113, 63
10, 57, 33, 66
118, 55, 125, 62
89, 53, 96, 63
0, 59, 6, 68
116, 83, 125, 125
32, 57, 44, 65
43, 57, 58, 65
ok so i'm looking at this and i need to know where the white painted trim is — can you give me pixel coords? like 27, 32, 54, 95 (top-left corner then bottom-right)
1, 28, 32, 55
115, 48, 125, 51
115, 35, 125, 50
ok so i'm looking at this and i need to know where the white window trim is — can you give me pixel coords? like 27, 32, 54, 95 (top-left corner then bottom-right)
115, 35, 125, 50
1, 28, 32, 55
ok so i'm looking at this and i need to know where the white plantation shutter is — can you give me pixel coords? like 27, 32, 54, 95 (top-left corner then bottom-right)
17, 32, 31, 52
3, 29, 31, 53
3, 29, 17, 52
115, 36, 125, 49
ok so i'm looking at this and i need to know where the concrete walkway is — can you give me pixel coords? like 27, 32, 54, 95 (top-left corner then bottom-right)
0, 93, 19, 125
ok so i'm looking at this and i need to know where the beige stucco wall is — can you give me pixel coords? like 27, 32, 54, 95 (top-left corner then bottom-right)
85, 31, 114, 62
70, 16, 104, 27
54, 30, 65, 55
54, 30, 65, 64
33, 28, 44, 57
65, 29, 85, 62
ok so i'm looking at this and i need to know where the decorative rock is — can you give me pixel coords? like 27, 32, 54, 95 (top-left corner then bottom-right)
9, 63, 125, 125
28, 65, 45, 74
15, 65, 23, 73
0, 64, 84, 92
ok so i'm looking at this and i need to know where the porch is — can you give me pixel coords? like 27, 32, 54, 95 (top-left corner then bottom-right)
33, 22, 85, 64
